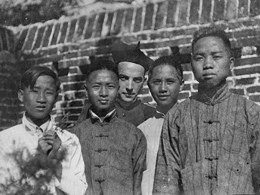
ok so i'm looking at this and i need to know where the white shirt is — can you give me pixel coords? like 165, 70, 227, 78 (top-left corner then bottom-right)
138, 111, 165, 195
0, 114, 87, 195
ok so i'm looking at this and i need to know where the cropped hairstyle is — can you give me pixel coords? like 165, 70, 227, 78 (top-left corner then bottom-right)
148, 55, 183, 83
19, 66, 60, 91
86, 59, 118, 81
191, 26, 232, 56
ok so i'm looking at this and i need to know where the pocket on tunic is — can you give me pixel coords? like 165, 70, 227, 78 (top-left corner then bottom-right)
222, 124, 245, 154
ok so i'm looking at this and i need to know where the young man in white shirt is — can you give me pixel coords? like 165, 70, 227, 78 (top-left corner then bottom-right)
138, 56, 183, 195
0, 66, 87, 195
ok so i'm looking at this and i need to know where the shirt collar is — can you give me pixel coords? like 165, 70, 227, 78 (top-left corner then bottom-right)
116, 98, 141, 110
22, 113, 54, 134
89, 109, 116, 123
191, 82, 231, 105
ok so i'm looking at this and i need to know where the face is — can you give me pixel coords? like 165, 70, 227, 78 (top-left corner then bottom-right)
148, 64, 182, 110
191, 36, 234, 88
118, 62, 146, 103
86, 69, 119, 116
18, 75, 57, 125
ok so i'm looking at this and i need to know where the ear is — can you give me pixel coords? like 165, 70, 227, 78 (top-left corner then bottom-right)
18, 89, 24, 103
229, 56, 234, 70
179, 80, 184, 91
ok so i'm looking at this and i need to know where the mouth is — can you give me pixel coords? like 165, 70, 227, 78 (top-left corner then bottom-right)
99, 99, 109, 104
157, 95, 170, 100
203, 73, 216, 79
35, 106, 46, 111
123, 93, 135, 98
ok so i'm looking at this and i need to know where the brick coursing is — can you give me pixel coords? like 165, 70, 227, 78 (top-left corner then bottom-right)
1, 0, 260, 128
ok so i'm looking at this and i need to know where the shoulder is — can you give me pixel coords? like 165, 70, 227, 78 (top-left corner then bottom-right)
0, 124, 24, 138
141, 102, 157, 117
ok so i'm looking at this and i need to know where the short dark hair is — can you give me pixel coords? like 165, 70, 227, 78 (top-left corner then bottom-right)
191, 26, 232, 56
20, 66, 60, 91
148, 56, 183, 83
86, 59, 118, 81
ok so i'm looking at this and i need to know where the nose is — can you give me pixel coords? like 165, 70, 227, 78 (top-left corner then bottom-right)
37, 91, 47, 103
203, 56, 214, 69
126, 79, 133, 92
159, 81, 167, 92
100, 86, 108, 97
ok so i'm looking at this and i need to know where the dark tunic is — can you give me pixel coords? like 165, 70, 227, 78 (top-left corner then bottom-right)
153, 84, 260, 195
77, 99, 156, 126
73, 110, 147, 195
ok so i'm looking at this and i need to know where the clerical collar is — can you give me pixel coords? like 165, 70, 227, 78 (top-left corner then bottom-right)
89, 109, 116, 123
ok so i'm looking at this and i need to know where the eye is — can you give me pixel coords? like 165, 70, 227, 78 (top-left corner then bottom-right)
152, 80, 161, 85
108, 84, 116, 89
133, 78, 143, 83
119, 75, 127, 81
46, 91, 55, 95
167, 80, 175, 84
194, 55, 203, 61
31, 88, 39, 93
92, 85, 100, 89
213, 55, 222, 60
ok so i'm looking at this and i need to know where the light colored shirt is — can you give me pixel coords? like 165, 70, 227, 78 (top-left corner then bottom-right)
138, 110, 165, 195
0, 114, 87, 195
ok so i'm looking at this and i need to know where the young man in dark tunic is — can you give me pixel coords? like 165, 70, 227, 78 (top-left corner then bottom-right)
73, 59, 147, 195
77, 40, 155, 126
153, 26, 260, 195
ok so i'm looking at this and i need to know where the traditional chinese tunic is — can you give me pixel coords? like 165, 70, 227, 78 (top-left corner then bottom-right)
153, 84, 260, 195
74, 109, 147, 195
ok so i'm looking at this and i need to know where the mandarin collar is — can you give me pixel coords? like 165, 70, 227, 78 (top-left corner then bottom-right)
88, 108, 116, 124
191, 82, 231, 105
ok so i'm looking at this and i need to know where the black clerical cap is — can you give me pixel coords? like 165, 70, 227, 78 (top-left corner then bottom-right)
111, 40, 153, 72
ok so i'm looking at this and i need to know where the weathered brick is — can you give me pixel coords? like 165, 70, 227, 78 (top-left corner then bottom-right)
16, 28, 28, 51
33, 26, 45, 49
233, 65, 260, 76
140, 88, 149, 95
66, 52, 79, 60
192, 83, 198, 90
250, 0, 260, 16
249, 94, 260, 102
50, 23, 61, 45
66, 19, 77, 43
201, 0, 212, 23
247, 85, 260, 93
68, 100, 84, 107
235, 77, 255, 85
177, 0, 189, 26
75, 91, 87, 99
123, 8, 134, 33
63, 83, 84, 91
178, 91, 190, 99
143, 3, 154, 30
6, 29, 14, 52
154, 1, 167, 30
238, 0, 249, 18
234, 56, 260, 67
65, 108, 83, 114
58, 22, 68, 44
102, 12, 114, 37
226, 0, 237, 20
166, 0, 177, 27
76, 16, 87, 39
190, 0, 200, 24
23, 26, 37, 51
213, 0, 225, 21
183, 72, 193, 81
42, 24, 53, 47
182, 83, 191, 91
233, 28, 256, 39
69, 66, 80, 74
133, 7, 143, 32
48, 47, 58, 56
84, 14, 96, 39
112, 9, 124, 35
94, 13, 105, 38
0, 28, 8, 51
142, 96, 153, 103
68, 115, 79, 121
229, 88, 245, 95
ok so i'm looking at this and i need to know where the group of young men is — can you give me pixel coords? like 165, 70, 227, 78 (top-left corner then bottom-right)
1, 26, 260, 195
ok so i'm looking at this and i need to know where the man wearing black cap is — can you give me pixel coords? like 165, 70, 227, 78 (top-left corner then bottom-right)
77, 40, 156, 126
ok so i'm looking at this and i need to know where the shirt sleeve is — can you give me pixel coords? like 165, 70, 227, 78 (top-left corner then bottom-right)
55, 131, 87, 195
132, 128, 147, 195
153, 108, 182, 194
247, 102, 260, 194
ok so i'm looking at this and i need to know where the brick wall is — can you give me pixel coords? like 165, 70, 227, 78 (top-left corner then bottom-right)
0, 26, 21, 130
4, 0, 260, 127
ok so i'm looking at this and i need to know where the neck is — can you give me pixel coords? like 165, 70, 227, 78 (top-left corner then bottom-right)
198, 80, 226, 98
157, 102, 176, 115
25, 112, 49, 127
92, 107, 114, 118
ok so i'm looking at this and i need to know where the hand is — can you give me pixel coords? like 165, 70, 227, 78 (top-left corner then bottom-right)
38, 136, 52, 155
